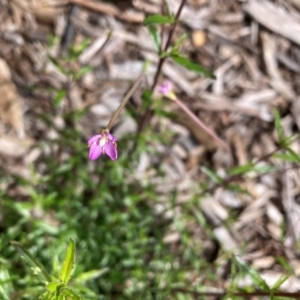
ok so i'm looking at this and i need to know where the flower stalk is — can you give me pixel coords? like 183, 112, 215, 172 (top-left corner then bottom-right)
106, 74, 145, 131
88, 73, 145, 161
138, 0, 187, 132
159, 81, 230, 152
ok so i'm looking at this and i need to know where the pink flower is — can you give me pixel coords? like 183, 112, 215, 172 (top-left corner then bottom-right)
158, 80, 172, 95
88, 132, 117, 161
158, 80, 176, 100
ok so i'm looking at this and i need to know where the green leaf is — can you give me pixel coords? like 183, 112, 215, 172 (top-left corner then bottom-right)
226, 184, 249, 194
143, 14, 174, 26
232, 256, 269, 291
160, 50, 171, 59
271, 274, 290, 290
286, 148, 300, 163
253, 164, 276, 174
227, 162, 254, 176
74, 268, 109, 283
141, 89, 153, 113
39, 291, 54, 300
276, 257, 294, 273
46, 282, 64, 293
147, 25, 161, 53
48, 55, 66, 74
172, 33, 189, 51
273, 152, 300, 163
74, 66, 93, 81
0, 268, 12, 300
171, 54, 216, 78
59, 238, 76, 285
200, 166, 223, 184
64, 288, 82, 300
54, 90, 66, 107
11, 241, 52, 282
70, 38, 91, 59
274, 109, 284, 144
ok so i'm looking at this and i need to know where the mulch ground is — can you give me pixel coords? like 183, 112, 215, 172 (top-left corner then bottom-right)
1, 0, 300, 293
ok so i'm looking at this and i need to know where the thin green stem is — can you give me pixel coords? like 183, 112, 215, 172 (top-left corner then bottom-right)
106, 74, 144, 131
11, 241, 52, 282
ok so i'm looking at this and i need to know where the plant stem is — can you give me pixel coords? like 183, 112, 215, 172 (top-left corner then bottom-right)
11, 241, 52, 282
174, 97, 230, 152
150, 0, 186, 93
138, 0, 187, 132
106, 74, 144, 131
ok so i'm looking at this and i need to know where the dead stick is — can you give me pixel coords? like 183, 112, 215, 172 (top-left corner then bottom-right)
69, 0, 144, 23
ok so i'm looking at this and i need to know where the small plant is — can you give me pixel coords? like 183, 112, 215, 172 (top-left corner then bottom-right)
12, 239, 93, 299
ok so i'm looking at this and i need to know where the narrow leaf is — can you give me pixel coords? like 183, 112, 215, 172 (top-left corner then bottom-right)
54, 90, 66, 107
74, 66, 93, 81
227, 162, 254, 176
143, 14, 174, 26
172, 33, 189, 50
64, 288, 82, 300
70, 38, 91, 58
200, 166, 223, 184
47, 282, 63, 292
147, 25, 161, 53
253, 164, 276, 174
74, 268, 109, 283
11, 241, 52, 282
274, 109, 284, 144
226, 184, 249, 194
233, 256, 269, 291
141, 89, 153, 113
273, 152, 300, 163
286, 148, 300, 163
272, 274, 290, 290
60, 238, 76, 285
171, 54, 216, 78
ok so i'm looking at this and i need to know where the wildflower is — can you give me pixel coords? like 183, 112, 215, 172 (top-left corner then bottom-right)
158, 80, 176, 100
88, 131, 117, 161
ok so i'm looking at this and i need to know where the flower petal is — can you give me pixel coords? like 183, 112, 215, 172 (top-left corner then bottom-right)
159, 80, 172, 95
106, 132, 117, 142
89, 144, 102, 160
88, 134, 101, 145
104, 141, 117, 160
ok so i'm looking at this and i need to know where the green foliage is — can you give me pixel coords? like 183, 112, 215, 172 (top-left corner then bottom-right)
73, 66, 94, 81
273, 150, 300, 163
147, 25, 161, 53
11, 241, 52, 282
11, 240, 82, 299
143, 14, 174, 26
54, 90, 67, 107
231, 256, 269, 291
60, 238, 76, 285
170, 54, 216, 78
69, 38, 92, 60
200, 166, 223, 184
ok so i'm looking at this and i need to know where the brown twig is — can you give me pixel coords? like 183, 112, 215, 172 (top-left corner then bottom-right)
106, 74, 145, 131
68, 0, 144, 23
